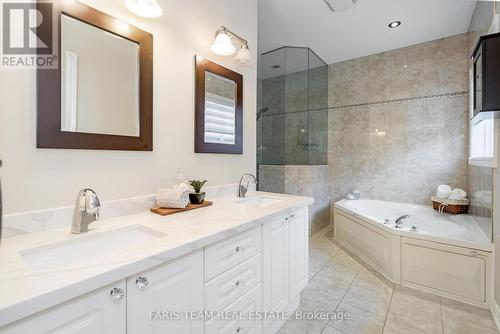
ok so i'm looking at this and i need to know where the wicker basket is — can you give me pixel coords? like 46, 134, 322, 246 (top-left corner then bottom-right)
431, 196, 469, 215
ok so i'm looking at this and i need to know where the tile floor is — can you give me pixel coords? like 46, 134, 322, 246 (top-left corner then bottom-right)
278, 227, 499, 334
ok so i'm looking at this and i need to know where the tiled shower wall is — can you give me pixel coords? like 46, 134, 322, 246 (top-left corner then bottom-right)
328, 33, 470, 205
258, 165, 329, 234
259, 68, 328, 166
258, 47, 329, 233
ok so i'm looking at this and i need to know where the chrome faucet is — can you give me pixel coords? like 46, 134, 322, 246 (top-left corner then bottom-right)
237, 173, 257, 198
71, 189, 101, 234
394, 215, 409, 229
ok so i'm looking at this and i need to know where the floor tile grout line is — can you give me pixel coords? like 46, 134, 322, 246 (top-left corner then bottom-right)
309, 256, 330, 281
313, 259, 339, 334
317, 250, 361, 334
308, 231, 498, 334
311, 234, 347, 334
381, 283, 396, 334
311, 230, 394, 333
320, 267, 362, 333
439, 297, 445, 334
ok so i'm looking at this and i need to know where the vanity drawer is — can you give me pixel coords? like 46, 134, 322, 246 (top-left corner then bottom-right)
205, 227, 262, 281
205, 254, 262, 311
205, 283, 262, 334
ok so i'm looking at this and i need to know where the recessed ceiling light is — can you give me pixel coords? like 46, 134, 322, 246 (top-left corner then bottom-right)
388, 21, 401, 28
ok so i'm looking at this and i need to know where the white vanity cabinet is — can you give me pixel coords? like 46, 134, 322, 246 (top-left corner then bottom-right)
289, 208, 309, 298
262, 215, 290, 316
204, 228, 263, 334
127, 249, 204, 334
0, 204, 312, 334
0, 280, 127, 334
262, 207, 309, 334
205, 284, 263, 334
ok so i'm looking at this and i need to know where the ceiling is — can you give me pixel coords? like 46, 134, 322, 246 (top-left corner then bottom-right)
258, 0, 477, 65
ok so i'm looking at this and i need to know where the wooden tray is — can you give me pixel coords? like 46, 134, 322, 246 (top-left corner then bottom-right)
150, 201, 213, 216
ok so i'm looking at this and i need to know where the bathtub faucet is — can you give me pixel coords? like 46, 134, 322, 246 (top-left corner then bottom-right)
395, 215, 409, 229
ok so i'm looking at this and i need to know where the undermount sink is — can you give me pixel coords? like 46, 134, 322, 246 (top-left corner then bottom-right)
237, 196, 285, 208
21, 225, 165, 272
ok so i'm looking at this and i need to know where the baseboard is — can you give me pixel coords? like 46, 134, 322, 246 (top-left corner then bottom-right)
490, 301, 500, 332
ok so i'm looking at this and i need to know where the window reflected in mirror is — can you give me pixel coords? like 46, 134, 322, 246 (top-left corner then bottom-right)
195, 56, 243, 154
204, 72, 237, 145
60, 14, 140, 137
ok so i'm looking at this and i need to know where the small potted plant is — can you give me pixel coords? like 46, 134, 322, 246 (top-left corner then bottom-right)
189, 180, 207, 204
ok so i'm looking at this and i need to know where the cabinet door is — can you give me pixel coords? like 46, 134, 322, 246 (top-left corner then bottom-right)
473, 51, 483, 116
0, 281, 126, 334
289, 208, 309, 299
262, 216, 290, 316
127, 250, 204, 334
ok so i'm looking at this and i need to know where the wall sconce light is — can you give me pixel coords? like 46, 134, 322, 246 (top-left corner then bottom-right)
125, 0, 163, 18
210, 26, 253, 65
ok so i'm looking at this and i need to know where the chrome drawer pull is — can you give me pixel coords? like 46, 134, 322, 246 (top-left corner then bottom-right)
470, 250, 478, 257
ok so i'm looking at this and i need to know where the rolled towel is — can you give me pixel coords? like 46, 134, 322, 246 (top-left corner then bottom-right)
156, 188, 189, 208
449, 188, 467, 200
436, 185, 452, 199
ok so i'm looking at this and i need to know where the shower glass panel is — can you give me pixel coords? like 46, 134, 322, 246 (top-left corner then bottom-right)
257, 46, 328, 193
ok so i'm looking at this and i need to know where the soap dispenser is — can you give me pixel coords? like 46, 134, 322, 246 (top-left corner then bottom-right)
172, 172, 189, 191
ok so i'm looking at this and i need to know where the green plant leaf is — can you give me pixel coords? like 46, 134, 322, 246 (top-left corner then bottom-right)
189, 179, 207, 193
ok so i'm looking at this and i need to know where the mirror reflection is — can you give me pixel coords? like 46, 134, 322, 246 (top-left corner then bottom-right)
60, 14, 140, 137
204, 71, 237, 145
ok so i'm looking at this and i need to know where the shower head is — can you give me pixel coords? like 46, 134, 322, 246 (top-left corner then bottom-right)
257, 107, 269, 120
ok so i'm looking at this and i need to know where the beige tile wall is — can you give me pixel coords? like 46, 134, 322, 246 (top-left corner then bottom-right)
259, 165, 330, 234
328, 33, 470, 205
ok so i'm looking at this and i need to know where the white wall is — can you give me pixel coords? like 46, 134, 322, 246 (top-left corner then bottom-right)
0, 0, 257, 214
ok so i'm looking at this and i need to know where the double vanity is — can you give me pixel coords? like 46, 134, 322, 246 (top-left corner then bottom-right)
0, 192, 313, 333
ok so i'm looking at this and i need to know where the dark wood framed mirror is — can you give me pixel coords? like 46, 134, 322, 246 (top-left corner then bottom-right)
37, 0, 153, 151
195, 56, 243, 154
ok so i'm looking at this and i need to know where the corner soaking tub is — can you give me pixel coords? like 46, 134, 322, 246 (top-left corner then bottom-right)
333, 199, 493, 307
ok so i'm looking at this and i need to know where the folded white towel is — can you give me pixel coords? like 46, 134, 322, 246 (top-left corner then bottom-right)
436, 185, 452, 199
156, 188, 189, 208
448, 188, 467, 200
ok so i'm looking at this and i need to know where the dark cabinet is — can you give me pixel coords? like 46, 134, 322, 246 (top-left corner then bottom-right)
471, 32, 500, 122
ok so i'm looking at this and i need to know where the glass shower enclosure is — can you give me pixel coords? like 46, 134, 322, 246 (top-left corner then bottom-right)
257, 46, 328, 193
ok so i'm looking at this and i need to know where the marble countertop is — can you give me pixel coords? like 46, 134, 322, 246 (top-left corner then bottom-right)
0, 192, 314, 327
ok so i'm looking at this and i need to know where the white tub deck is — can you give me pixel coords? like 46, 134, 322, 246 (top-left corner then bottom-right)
334, 198, 492, 252
333, 198, 493, 307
